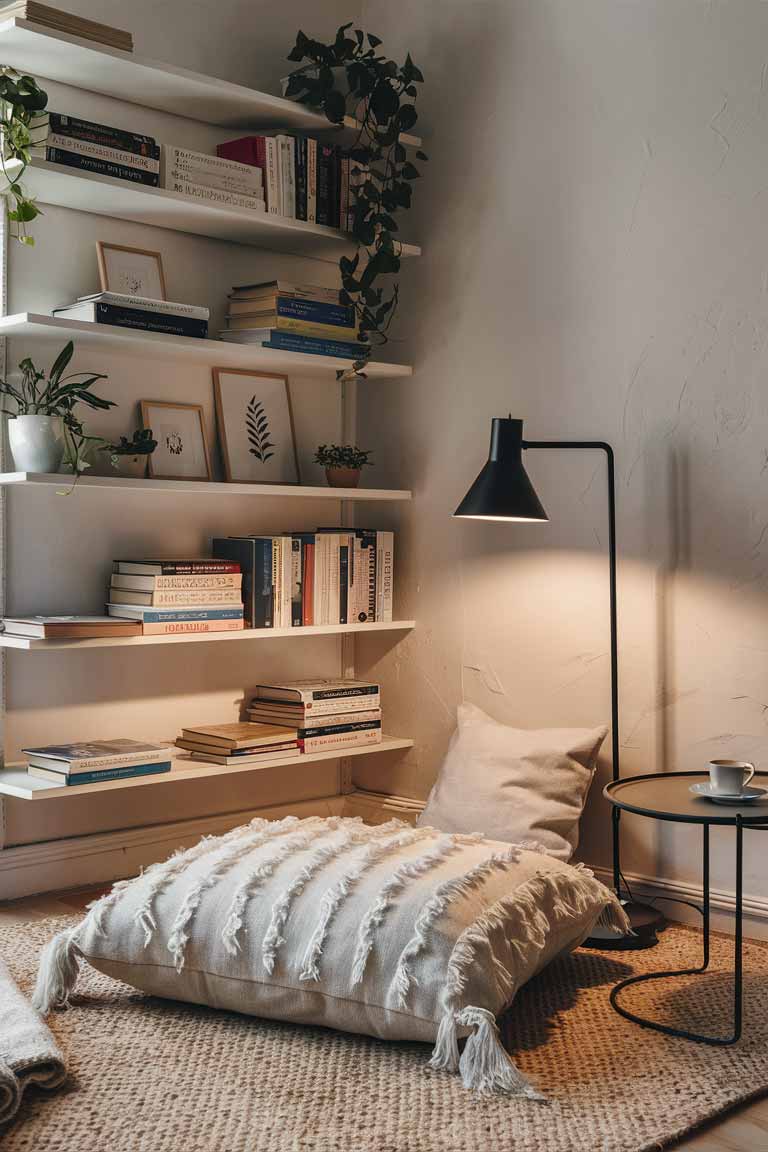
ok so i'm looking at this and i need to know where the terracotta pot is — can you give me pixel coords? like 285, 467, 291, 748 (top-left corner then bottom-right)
325, 466, 362, 489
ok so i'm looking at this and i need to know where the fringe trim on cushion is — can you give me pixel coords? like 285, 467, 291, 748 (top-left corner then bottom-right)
299, 826, 433, 983
32, 929, 83, 1014
261, 819, 399, 974
392, 846, 522, 1007
350, 833, 471, 987
220, 820, 341, 956
167, 816, 313, 972
456, 1007, 544, 1099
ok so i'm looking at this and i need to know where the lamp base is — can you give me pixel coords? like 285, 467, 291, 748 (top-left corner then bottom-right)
582, 900, 664, 951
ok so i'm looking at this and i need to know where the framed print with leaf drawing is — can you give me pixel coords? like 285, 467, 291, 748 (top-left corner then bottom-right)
213, 369, 300, 485
97, 242, 167, 300
140, 400, 211, 481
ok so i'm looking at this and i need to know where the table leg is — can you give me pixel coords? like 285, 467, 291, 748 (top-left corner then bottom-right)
609, 821, 742, 1046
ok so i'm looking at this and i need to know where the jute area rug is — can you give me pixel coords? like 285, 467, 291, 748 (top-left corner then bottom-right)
1, 916, 767, 1152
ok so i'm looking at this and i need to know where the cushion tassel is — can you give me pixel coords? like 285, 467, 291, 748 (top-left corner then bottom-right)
429, 1012, 460, 1072
597, 900, 634, 935
455, 1007, 545, 1099
32, 929, 82, 1014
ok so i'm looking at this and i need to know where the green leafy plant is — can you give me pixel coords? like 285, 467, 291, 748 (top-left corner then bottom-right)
0, 341, 114, 471
0, 67, 48, 245
314, 443, 372, 470
102, 427, 158, 457
285, 24, 427, 376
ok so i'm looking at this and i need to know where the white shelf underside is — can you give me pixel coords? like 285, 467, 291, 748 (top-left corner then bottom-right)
0, 471, 411, 500
0, 314, 412, 379
0, 736, 415, 799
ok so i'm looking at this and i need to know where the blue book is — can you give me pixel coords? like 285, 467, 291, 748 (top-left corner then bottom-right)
212, 537, 273, 628
30, 762, 172, 786
263, 330, 369, 359
275, 297, 356, 328
107, 606, 244, 623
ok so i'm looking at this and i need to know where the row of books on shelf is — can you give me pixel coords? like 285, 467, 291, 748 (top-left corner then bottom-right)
30, 112, 361, 231
21, 679, 383, 786
0, 536, 394, 639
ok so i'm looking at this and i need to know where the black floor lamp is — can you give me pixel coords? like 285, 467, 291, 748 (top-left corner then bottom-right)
454, 416, 661, 948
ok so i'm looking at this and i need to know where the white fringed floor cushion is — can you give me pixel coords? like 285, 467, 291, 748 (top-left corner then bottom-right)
34, 816, 629, 1096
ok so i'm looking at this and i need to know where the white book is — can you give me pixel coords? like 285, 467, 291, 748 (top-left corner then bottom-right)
301, 728, 382, 754
162, 146, 262, 192
277, 135, 296, 219
307, 139, 317, 223
110, 573, 242, 592
167, 178, 265, 211
34, 133, 159, 172
280, 536, 293, 628
71, 293, 209, 320
327, 534, 341, 625
313, 533, 330, 625
265, 137, 280, 214
376, 531, 394, 623
108, 588, 243, 607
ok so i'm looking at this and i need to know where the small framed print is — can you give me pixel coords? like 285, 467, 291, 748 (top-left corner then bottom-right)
213, 368, 300, 485
97, 241, 167, 300
141, 401, 211, 481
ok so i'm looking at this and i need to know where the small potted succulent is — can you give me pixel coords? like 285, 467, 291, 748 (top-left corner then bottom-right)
314, 443, 372, 488
101, 427, 157, 478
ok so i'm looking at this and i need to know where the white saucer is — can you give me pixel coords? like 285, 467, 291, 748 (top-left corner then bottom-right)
690, 782, 767, 805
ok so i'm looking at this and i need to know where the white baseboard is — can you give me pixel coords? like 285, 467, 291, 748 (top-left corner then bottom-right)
589, 864, 768, 940
0, 795, 345, 901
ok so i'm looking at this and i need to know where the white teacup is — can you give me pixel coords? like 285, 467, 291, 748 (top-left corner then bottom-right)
708, 759, 755, 796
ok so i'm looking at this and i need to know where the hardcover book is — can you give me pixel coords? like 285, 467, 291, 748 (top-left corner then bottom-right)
114, 560, 241, 575
1, 616, 142, 639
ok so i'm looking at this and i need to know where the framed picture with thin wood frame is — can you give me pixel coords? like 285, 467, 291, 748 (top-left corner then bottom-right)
213, 368, 300, 485
97, 241, 167, 300
140, 400, 211, 482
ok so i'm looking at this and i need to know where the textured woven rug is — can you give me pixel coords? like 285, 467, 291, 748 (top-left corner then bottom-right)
1, 915, 767, 1151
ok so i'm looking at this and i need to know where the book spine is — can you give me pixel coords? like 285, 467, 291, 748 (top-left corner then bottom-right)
357, 530, 376, 623
44, 133, 160, 172
376, 531, 394, 622
291, 537, 303, 627
279, 136, 296, 219
265, 138, 280, 214
327, 535, 341, 625
264, 332, 368, 359
117, 561, 240, 574
299, 720, 382, 738
316, 144, 334, 226
112, 589, 243, 607
303, 540, 315, 626
313, 533, 329, 625
76, 294, 209, 320
281, 537, 293, 628
29, 749, 169, 772
62, 762, 172, 785
300, 728, 382, 754
164, 146, 263, 192
113, 607, 244, 622
112, 573, 243, 590
141, 619, 245, 635
48, 112, 158, 154
271, 538, 282, 627
339, 154, 350, 233
339, 538, 349, 625
167, 178, 265, 210
262, 317, 356, 340
94, 303, 208, 338
330, 146, 341, 228
295, 136, 307, 221
165, 166, 262, 195
275, 297, 356, 327
307, 139, 317, 223
43, 148, 160, 186
254, 538, 273, 629
300, 695, 381, 715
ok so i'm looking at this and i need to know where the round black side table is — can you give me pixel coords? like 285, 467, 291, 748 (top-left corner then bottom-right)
604, 771, 768, 1046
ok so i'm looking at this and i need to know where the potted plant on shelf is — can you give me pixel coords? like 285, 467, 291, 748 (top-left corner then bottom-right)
100, 427, 158, 478
314, 443, 372, 488
285, 25, 427, 378
0, 67, 49, 245
0, 341, 114, 473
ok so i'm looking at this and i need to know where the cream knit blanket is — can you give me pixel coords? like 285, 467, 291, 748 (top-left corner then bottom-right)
0, 957, 66, 1126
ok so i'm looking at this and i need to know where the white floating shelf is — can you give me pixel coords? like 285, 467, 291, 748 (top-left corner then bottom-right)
0, 620, 416, 651
0, 471, 411, 501
0, 736, 415, 799
0, 19, 421, 146
0, 314, 413, 380
24, 160, 420, 259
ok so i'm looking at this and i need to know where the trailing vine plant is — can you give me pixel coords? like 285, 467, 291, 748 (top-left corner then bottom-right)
0, 67, 48, 245
285, 24, 427, 377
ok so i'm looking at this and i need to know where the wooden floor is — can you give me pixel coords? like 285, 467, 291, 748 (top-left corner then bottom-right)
2, 889, 767, 1150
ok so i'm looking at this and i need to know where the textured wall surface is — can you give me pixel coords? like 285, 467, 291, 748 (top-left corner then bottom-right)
354, 0, 768, 907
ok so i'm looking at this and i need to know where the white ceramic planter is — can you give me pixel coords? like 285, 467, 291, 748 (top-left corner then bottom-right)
7, 415, 65, 473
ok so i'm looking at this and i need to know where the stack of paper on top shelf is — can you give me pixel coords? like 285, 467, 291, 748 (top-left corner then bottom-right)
0, 2, 134, 51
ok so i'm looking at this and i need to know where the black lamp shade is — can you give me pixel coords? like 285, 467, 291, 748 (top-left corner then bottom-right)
454, 417, 549, 522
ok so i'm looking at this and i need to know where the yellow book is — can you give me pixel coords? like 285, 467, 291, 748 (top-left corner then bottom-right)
225, 314, 358, 340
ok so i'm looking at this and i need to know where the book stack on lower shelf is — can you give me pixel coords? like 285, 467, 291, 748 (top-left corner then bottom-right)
219, 279, 367, 360
247, 679, 383, 753
161, 146, 265, 213
175, 722, 299, 766
32, 112, 159, 186
23, 739, 171, 788
53, 293, 210, 339
107, 559, 244, 635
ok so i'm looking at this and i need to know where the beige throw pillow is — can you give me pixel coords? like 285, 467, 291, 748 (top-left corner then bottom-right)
418, 704, 608, 859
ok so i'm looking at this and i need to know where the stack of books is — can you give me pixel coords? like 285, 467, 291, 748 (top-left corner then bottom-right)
212, 529, 393, 628
175, 722, 298, 766
248, 680, 383, 754
32, 111, 159, 186
0, 615, 142, 640
217, 136, 354, 230
107, 559, 245, 636
0, 2, 134, 51
220, 279, 367, 360
161, 146, 265, 212
24, 740, 171, 788
53, 293, 209, 339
